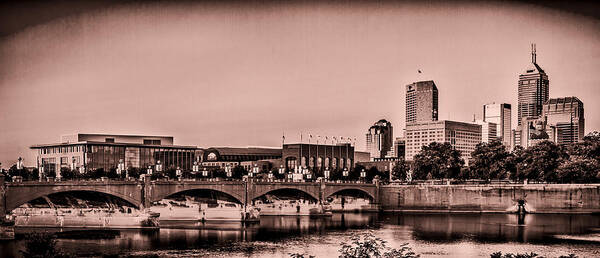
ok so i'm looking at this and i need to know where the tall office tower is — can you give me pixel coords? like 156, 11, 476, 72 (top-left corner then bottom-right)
406, 80, 438, 124
543, 97, 585, 144
483, 103, 512, 146
518, 44, 549, 126
366, 119, 394, 160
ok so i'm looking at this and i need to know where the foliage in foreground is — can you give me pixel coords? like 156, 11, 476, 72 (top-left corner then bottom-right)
490, 252, 577, 258
21, 232, 71, 258
338, 232, 419, 258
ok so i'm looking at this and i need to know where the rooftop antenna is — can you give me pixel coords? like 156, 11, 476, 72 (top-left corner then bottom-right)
531, 43, 536, 63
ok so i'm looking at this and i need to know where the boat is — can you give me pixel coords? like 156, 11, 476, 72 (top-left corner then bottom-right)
149, 198, 202, 221
199, 202, 260, 222
11, 196, 159, 229
327, 196, 375, 212
255, 199, 330, 216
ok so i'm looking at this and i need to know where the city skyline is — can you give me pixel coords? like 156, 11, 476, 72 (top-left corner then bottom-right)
1, 1, 600, 166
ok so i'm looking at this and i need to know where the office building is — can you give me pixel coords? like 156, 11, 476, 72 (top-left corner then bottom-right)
365, 119, 393, 160
475, 120, 498, 143
483, 103, 512, 146
405, 120, 482, 165
31, 134, 200, 175
282, 143, 354, 172
543, 97, 585, 144
201, 147, 283, 171
406, 80, 438, 124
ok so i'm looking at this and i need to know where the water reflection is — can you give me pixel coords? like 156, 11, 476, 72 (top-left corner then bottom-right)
382, 213, 600, 243
2, 213, 599, 257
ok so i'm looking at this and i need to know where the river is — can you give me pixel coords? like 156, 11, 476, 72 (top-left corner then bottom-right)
1, 213, 599, 257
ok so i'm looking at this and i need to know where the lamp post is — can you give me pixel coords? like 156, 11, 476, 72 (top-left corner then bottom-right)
192, 161, 199, 179
202, 168, 208, 178
360, 169, 366, 183
250, 164, 259, 178
117, 159, 124, 177
155, 160, 162, 174
176, 166, 182, 178
225, 164, 232, 178
343, 167, 349, 181
147, 165, 152, 175
39, 165, 44, 182
324, 168, 330, 181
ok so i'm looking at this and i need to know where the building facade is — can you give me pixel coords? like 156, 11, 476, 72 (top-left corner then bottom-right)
282, 143, 354, 172
200, 147, 283, 171
406, 80, 438, 124
405, 120, 482, 165
365, 119, 394, 160
483, 103, 512, 146
31, 134, 199, 175
515, 44, 549, 147
543, 97, 585, 144
475, 120, 498, 143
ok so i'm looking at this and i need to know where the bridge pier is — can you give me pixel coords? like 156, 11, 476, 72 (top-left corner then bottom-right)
0, 175, 6, 218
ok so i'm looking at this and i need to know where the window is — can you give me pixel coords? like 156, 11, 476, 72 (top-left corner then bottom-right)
105, 138, 115, 143
143, 139, 161, 145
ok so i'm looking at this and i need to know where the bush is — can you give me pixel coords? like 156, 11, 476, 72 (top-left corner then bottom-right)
339, 232, 419, 258
21, 232, 71, 258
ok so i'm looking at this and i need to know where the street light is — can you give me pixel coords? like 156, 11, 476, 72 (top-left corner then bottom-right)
360, 169, 366, 182
155, 160, 162, 173
324, 168, 330, 180
202, 168, 208, 177
147, 165, 152, 175
278, 165, 285, 175
39, 165, 44, 182
193, 162, 199, 173
343, 167, 349, 177
117, 159, 125, 176
225, 164, 232, 178
250, 164, 258, 178
176, 167, 182, 177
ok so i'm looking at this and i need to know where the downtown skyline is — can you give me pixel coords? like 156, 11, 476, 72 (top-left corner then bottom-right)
1, 1, 599, 166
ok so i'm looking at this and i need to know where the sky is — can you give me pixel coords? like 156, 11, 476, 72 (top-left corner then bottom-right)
0, 0, 599, 167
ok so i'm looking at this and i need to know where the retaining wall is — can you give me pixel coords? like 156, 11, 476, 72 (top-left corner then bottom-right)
379, 184, 600, 213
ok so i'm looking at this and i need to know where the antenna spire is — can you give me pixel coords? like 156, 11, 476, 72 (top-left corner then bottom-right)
531, 43, 537, 63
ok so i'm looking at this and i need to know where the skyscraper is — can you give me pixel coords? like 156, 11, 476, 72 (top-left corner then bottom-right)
515, 44, 549, 147
483, 103, 512, 146
406, 80, 438, 124
543, 97, 585, 144
366, 119, 393, 160
517, 44, 549, 126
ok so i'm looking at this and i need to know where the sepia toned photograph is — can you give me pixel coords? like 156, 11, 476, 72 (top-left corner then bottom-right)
1, 0, 599, 257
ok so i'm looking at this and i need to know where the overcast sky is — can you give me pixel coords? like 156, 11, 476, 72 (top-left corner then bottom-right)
1, 1, 599, 166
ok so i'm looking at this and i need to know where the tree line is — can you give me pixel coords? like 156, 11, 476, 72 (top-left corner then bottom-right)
391, 131, 600, 183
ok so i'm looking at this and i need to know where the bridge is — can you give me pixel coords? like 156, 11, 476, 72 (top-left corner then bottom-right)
0, 175, 379, 216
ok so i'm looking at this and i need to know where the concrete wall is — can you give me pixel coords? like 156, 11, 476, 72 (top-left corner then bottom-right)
380, 184, 600, 213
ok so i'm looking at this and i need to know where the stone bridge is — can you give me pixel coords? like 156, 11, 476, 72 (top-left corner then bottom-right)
0, 175, 379, 216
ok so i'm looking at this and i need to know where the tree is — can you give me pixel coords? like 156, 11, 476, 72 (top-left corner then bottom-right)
391, 160, 410, 181
8, 164, 29, 179
60, 167, 77, 180
469, 141, 512, 181
350, 164, 366, 181
517, 141, 567, 182
232, 165, 247, 179
339, 232, 419, 258
412, 142, 464, 180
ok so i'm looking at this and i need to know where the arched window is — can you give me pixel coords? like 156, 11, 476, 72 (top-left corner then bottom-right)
341, 158, 346, 168
332, 158, 337, 169
324, 157, 330, 168
317, 157, 322, 168
309, 157, 314, 168
301, 156, 306, 167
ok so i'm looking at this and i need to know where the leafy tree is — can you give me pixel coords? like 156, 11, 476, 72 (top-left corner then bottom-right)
469, 141, 512, 181
350, 164, 366, 181
490, 252, 539, 258
232, 165, 247, 179
8, 164, 29, 179
339, 232, 419, 258
412, 142, 464, 180
127, 167, 141, 179
391, 160, 410, 181
60, 167, 77, 180
21, 232, 70, 258
516, 141, 567, 182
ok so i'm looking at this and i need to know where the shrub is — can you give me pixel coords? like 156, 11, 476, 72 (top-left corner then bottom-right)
339, 231, 419, 258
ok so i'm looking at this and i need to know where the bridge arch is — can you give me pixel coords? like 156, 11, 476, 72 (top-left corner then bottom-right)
153, 188, 244, 204
148, 183, 246, 205
324, 187, 376, 202
252, 187, 320, 202
6, 189, 142, 213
